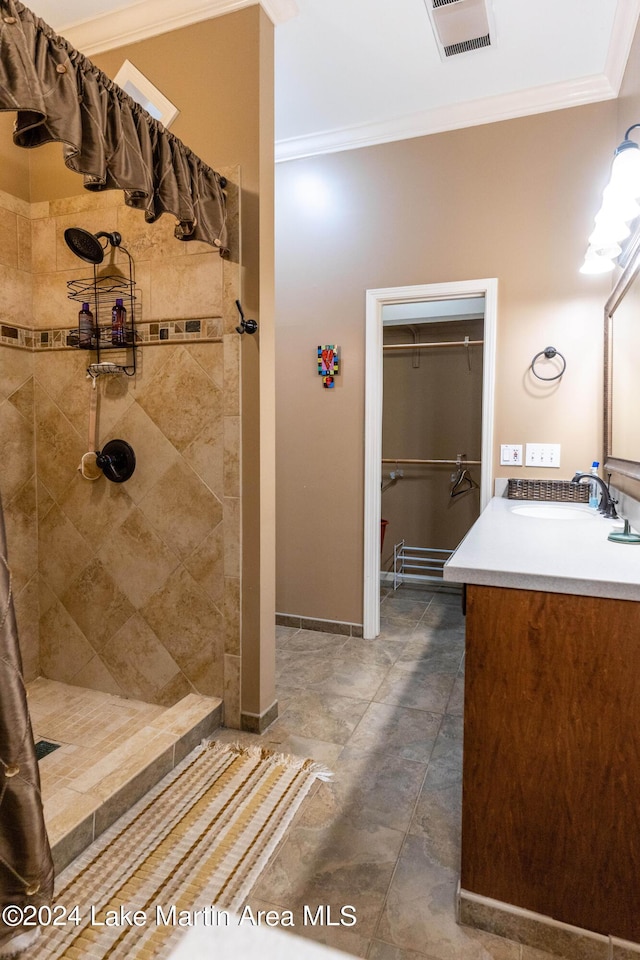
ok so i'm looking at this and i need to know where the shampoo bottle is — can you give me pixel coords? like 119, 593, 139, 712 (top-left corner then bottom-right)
111, 297, 126, 345
78, 302, 94, 349
589, 461, 600, 508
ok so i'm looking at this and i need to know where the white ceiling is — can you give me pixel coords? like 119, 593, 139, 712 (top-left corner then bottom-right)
26, 0, 640, 162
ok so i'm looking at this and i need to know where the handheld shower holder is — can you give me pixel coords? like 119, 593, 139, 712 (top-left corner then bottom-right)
235, 300, 258, 335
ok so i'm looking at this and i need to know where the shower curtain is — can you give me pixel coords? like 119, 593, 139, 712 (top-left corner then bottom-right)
0, 497, 54, 952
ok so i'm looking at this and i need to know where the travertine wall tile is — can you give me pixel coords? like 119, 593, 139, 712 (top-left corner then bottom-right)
0, 345, 32, 400
0, 262, 32, 326
224, 497, 241, 579
14, 575, 39, 681
116, 203, 188, 262
224, 577, 241, 656
0, 177, 242, 719
4, 476, 37, 591
138, 458, 223, 562
223, 334, 240, 415
136, 345, 223, 451
0, 397, 34, 502
31, 217, 56, 275
183, 523, 224, 605
0, 205, 18, 269
17, 216, 31, 273
149, 253, 222, 320
96, 507, 180, 609
223, 654, 241, 729
224, 415, 241, 497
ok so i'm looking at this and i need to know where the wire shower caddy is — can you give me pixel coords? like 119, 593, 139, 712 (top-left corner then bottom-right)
67, 248, 138, 376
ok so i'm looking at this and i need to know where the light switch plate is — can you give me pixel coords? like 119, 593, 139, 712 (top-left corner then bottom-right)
500, 444, 523, 466
525, 443, 561, 467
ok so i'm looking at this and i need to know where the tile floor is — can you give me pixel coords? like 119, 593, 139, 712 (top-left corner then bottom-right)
211, 583, 561, 960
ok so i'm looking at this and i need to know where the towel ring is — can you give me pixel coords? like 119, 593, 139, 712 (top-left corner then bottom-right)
531, 346, 566, 382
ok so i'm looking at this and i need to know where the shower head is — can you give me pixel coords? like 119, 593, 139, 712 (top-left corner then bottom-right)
64, 228, 122, 264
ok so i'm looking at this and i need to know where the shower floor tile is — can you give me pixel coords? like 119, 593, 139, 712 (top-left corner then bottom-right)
26, 677, 222, 871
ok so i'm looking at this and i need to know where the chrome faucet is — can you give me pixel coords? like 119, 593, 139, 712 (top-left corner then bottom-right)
571, 472, 618, 518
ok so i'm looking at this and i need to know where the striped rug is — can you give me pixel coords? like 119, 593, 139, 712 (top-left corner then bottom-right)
31, 741, 329, 959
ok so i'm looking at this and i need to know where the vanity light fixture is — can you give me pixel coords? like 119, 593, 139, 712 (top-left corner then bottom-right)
581, 123, 640, 274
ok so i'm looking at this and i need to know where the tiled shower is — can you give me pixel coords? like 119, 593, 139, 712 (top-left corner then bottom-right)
0, 177, 242, 729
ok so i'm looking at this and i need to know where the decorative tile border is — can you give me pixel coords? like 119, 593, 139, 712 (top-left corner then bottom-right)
0, 323, 35, 350
0, 318, 224, 352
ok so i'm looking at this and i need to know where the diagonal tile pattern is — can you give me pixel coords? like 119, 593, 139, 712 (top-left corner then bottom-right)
0, 180, 243, 715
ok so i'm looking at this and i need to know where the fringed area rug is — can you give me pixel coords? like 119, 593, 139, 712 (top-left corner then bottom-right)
31, 742, 330, 960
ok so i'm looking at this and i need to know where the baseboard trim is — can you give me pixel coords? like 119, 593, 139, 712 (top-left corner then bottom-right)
458, 887, 640, 959
275, 614, 364, 638
240, 700, 279, 734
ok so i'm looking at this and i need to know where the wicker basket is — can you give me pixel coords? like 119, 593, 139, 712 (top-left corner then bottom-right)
507, 479, 589, 503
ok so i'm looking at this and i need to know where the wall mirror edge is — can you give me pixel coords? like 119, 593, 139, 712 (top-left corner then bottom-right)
604, 222, 640, 483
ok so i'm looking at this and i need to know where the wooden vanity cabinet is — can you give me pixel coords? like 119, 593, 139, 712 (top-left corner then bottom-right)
462, 583, 640, 942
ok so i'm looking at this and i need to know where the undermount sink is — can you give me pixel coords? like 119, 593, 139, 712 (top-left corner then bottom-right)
510, 503, 595, 520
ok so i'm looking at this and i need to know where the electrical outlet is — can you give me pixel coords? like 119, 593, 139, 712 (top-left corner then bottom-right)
525, 443, 561, 468
500, 444, 523, 466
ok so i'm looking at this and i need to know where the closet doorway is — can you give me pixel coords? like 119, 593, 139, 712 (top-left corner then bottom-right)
363, 280, 497, 639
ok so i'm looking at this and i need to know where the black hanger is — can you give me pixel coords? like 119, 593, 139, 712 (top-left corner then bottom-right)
450, 467, 479, 498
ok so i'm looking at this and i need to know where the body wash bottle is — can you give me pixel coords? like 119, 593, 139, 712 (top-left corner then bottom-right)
78, 302, 94, 349
111, 297, 126, 345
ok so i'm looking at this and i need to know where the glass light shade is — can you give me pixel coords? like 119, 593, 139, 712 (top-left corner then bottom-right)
589, 213, 630, 246
601, 184, 640, 222
588, 240, 622, 259
609, 143, 640, 199
580, 253, 616, 274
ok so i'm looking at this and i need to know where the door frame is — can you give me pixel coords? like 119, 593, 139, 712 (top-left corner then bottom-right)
363, 278, 498, 639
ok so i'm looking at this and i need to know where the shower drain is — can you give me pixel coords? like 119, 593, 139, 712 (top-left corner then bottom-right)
34, 740, 61, 761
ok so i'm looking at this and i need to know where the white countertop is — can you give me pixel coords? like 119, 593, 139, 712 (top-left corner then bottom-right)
443, 496, 640, 601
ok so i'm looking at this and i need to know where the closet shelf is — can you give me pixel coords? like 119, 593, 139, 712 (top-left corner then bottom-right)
383, 339, 483, 350
382, 457, 481, 466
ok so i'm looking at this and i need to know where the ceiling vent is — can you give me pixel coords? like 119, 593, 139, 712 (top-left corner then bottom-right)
424, 0, 496, 60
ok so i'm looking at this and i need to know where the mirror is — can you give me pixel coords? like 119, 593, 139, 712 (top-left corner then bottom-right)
605, 230, 640, 481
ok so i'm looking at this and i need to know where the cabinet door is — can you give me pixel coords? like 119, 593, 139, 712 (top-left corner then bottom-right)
461, 584, 640, 942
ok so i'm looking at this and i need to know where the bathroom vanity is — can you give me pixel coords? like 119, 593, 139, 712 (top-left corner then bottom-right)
444, 497, 640, 947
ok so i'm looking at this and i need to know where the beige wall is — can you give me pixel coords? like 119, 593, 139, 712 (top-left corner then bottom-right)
0, 5, 276, 724
0, 115, 30, 201
275, 99, 619, 625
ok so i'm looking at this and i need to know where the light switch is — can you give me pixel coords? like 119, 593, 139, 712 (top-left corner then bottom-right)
500, 444, 523, 466
525, 443, 561, 467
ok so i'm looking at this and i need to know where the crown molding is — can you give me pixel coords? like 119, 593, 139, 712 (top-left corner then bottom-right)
275, 73, 618, 163
62, 0, 298, 56
603, 0, 640, 93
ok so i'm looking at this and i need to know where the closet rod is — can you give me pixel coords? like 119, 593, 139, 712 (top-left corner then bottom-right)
382, 458, 482, 465
383, 339, 483, 350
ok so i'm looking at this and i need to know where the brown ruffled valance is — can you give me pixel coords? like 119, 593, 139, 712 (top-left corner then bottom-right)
0, 0, 228, 253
